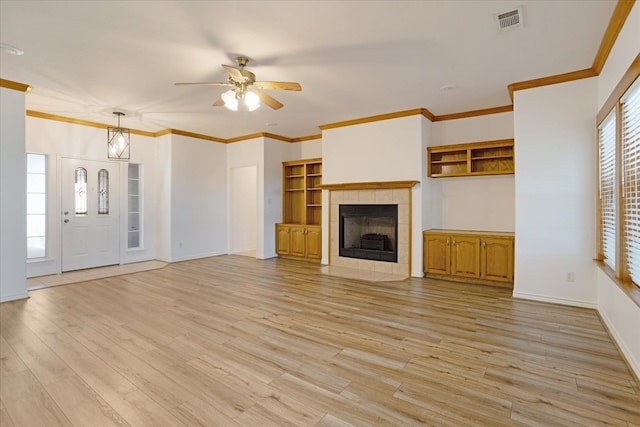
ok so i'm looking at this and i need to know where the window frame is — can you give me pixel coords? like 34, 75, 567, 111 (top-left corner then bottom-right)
596, 54, 640, 307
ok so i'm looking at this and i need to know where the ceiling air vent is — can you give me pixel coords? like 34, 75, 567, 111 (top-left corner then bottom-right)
495, 7, 524, 33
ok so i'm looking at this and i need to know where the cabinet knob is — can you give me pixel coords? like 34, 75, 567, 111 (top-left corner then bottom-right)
452, 239, 456, 246
482, 241, 486, 247
446, 238, 450, 246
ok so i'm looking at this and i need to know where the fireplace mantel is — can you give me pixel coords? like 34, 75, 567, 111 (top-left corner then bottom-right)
320, 180, 418, 191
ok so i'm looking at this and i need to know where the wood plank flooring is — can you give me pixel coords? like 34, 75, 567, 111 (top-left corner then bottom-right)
1, 255, 638, 426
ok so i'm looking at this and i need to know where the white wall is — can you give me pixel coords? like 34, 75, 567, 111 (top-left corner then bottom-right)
323, 116, 424, 184
322, 115, 426, 276
170, 134, 227, 261
421, 117, 440, 231
594, 4, 640, 379
293, 138, 322, 159
25, 117, 159, 273
0, 86, 28, 302
430, 112, 515, 232
513, 78, 598, 307
155, 134, 172, 262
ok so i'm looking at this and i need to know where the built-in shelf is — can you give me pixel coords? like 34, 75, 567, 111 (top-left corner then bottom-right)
427, 139, 514, 178
278, 158, 323, 262
281, 158, 322, 226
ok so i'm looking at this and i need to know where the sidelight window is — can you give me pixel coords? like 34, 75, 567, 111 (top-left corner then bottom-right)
26, 153, 47, 259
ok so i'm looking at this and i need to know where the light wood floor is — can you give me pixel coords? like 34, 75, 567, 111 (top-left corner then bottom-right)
1, 255, 638, 427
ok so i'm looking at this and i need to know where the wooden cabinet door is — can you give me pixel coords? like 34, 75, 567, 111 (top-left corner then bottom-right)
276, 224, 291, 255
290, 226, 307, 257
305, 226, 322, 260
423, 234, 451, 275
481, 237, 514, 282
451, 236, 481, 278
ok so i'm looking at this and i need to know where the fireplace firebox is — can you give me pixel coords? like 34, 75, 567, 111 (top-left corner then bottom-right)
339, 204, 398, 262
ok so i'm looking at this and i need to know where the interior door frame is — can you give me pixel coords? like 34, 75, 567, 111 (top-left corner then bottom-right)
228, 165, 258, 255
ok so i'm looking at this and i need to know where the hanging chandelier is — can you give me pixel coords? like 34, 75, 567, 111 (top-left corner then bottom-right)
107, 111, 130, 160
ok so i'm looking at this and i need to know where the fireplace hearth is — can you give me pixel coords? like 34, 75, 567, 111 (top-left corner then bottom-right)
339, 204, 398, 263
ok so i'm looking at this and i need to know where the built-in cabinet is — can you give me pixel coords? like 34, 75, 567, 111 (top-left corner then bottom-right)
423, 230, 514, 287
427, 139, 514, 177
276, 158, 322, 261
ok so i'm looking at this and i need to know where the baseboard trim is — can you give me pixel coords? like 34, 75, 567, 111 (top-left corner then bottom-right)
512, 291, 598, 309
168, 251, 227, 263
597, 309, 640, 383
0, 291, 30, 303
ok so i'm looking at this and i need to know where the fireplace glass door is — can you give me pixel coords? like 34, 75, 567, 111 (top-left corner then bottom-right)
339, 204, 398, 262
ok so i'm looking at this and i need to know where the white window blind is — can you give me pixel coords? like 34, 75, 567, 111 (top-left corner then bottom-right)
622, 80, 640, 286
599, 112, 617, 269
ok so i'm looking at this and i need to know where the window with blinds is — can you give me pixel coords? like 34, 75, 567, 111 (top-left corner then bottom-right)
622, 80, 639, 286
598, 112, 616, 269
598, 75, 639, 291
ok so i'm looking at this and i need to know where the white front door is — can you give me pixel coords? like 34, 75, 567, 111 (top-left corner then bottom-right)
61, 158, 120, 272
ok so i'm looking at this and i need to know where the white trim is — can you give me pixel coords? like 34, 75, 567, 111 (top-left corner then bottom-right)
165, 250, 227, 263
512, 291, 598, 309
0, 292, 29, 303
598, 307, 640, 380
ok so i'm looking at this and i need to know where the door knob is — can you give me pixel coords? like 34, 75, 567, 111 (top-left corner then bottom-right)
64, 219, 69, 223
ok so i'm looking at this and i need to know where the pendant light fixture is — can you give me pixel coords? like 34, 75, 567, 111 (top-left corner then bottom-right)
107, 111, 130, 160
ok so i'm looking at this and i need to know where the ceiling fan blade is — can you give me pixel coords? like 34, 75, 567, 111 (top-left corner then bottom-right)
174, 82, 232, 86
253, 81, 302, 91
222, 64, 244, 81
213, 97, 225, 107
254, 90, 283, 110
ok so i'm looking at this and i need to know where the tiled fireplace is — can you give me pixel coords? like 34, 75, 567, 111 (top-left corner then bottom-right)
325, 181, 416, 278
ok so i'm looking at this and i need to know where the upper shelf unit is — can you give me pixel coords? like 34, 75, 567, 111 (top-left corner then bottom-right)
427, 139, 514, 178
282, 158, 322, 225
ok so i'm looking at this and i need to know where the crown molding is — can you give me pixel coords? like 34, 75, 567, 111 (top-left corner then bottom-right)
290, 134, 322, 142
319, 108, 432, 130
592, 0, 636, 74
0, 78, 30, 92
26, 110, 156, 137
597, 52, 640, 124
227, 132, 291, 143
157, 128, 227, 143
432, 105, 513, 122
507, 68, 598, 101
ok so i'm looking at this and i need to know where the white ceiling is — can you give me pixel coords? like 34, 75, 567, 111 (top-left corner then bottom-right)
0, 1, 616, 140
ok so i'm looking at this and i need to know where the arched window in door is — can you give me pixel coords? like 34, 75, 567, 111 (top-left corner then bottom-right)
98, 169, 109, 215
74, 167, 87, 215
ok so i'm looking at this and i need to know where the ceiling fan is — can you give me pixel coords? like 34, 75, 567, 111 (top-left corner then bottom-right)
175, 56, 301, 111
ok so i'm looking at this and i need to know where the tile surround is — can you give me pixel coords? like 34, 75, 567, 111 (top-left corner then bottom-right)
329, 188, 411, 278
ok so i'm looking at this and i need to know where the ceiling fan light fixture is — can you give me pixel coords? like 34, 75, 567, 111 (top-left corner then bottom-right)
244, 91, 260, 111
221, 89, 239, 111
